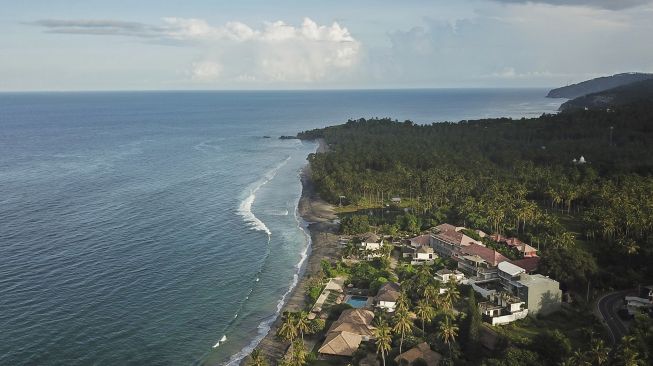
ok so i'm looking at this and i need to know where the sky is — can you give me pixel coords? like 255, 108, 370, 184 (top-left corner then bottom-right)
1, 0, 653, 91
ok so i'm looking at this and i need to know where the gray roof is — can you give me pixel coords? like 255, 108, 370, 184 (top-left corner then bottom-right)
376, 282, 401, 302
360, 232, 380, 243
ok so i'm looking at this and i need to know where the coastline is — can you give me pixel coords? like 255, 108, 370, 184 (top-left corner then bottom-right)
252, 138, 339, 362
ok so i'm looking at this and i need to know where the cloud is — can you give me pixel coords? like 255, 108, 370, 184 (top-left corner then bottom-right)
488, 0, 653, 11
32, 19, 164, 37
484, 67, 556, 79
191, 61, 222, 82
365, 2, 653, 87
32, 17, 361, 84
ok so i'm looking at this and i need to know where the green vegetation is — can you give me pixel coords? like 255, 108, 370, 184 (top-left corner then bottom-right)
561, 78, 653, 111
255, 100, 653, 366
298, 102, 653, 292
340, 215, 371, 234
461, 287, 481, 360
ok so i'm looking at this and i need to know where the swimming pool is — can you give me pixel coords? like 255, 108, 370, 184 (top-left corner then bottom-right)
346, 296, 369, 308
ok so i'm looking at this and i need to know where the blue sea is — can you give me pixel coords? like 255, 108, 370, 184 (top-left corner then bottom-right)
0, 89, 562, 365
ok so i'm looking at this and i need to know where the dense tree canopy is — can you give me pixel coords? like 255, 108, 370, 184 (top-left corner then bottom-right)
299, 102, 653, 289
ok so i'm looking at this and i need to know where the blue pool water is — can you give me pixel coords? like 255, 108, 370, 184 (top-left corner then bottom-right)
346, 296, 370, 308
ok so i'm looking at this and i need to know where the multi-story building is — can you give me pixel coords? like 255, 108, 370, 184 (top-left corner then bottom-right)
496, 261, 562, 316
497, 261, 526, 293
430, 223, 482, 257
515, 274, 562, 315
456, 243, 508, 282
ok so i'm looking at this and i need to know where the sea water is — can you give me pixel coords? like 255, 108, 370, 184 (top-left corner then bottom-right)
0, 89, 561, 365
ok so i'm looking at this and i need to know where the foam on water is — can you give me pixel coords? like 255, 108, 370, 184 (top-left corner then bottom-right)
237, 156, 291, 236
0, 90, 563, 366
224, 168, 313, 366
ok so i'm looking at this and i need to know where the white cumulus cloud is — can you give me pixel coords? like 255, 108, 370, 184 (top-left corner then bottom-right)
34, 17, 361, 84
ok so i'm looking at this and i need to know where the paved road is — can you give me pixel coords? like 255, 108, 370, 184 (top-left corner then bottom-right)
597, 290, 631, 345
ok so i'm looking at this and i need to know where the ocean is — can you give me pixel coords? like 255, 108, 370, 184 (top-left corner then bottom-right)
0, 89, 562, 365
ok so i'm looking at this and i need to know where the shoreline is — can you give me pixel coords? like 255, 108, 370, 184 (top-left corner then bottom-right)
251, 138, 339, 362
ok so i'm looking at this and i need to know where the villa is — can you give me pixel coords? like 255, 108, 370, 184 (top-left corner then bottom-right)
318, 309, 375, 357
434, 269, 466, 284
375, 282, 401, 312
409, 234, 431, 248
358, 232, 383, 250
395, 342, 442, 366
411, 245, 436, 265
357, 232, 385, 260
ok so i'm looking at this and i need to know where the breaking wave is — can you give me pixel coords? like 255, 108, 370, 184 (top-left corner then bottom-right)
237, 156, 291, 235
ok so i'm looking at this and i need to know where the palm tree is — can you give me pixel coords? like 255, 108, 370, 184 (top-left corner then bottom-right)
247, 349, 269, 366
417, 263, 432, 277
567, 350, 590, 365
587, 339, 609, 366
439, 317, 458, 363
374, 320, 392, 366
393, 309, 413, 354
288, 339, 308, 366
414, 299, 435, 334
396, 292, 410, 313
423, 284, 439, 303
615, 336, 642, 366
295, 311, 310, 340
277, 313, 298, 342
442, 281, 460, 310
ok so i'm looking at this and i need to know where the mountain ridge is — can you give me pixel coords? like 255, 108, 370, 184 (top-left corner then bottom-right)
547, 72, 653, 99
560, 78, 653, 111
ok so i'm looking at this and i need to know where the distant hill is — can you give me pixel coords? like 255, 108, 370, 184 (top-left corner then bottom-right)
547, 72, 653, 99
560, 78, 653, 111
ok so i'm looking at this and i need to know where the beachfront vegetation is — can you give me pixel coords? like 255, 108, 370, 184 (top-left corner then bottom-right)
283, 100, 653, 366
298, 102, 653, 294
251, 101, 653, 366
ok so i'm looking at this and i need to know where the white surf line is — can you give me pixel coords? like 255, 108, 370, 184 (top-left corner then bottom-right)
213, 156, 293, 356
224, 165, 315, 366
236, 156, 291, 235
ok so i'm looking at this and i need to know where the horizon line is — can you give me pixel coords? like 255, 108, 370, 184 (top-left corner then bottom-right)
0, 86, 557, 94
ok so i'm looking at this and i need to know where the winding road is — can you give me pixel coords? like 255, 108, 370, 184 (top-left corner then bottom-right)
596, 290, 631, 344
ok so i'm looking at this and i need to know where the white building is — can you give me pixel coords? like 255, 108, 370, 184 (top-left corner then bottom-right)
479, 292, 528, 326
375, 282, 401, 312
625, 286, 653, 316
412, 246, 436, 265
358, 232, 384, 251
434, 269, 466, 284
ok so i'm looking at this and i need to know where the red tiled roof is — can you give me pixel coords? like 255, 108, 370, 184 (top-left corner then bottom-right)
434, 224, 464, 245
409, 234, 431, 247
460, 243, 508, 266
504, 237, 523, 247
510, 257, 541, 273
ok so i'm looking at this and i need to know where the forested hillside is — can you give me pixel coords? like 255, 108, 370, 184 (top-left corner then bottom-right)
298, 102, 653, 290
561, 79, 653, 111
547, 72, 653, 99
